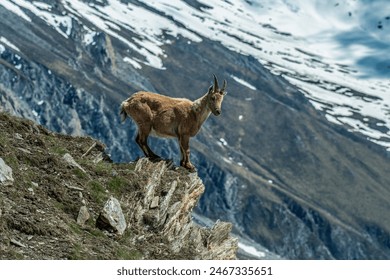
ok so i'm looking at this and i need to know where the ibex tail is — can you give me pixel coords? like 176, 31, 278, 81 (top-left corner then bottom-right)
120, 101, 127, 123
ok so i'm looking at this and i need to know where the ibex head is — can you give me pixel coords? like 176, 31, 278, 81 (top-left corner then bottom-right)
207, 74, 227, 116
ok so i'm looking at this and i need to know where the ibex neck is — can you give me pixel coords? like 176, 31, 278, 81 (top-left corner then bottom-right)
193, 93, 211, 125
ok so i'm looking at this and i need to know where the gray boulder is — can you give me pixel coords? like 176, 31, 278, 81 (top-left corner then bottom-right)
96, 196, 126, 235
76, 206, 90, 226
0, 158, 14, 186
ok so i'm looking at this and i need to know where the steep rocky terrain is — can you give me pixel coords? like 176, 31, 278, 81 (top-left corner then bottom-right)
0, 112, 237, 259
1, 0, 390, 259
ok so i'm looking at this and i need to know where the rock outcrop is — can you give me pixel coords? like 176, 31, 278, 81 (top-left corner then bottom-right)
128, 158, 237, 260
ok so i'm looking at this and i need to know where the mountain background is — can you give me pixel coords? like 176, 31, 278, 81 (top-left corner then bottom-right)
1, 0, 389, 259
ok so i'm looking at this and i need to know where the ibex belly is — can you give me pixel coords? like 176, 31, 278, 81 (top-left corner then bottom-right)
150, 127, 176, 139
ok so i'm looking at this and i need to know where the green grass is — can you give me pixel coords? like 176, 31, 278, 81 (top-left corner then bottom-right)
89, 181, 107, 204
72, 168, 87, 179
93, 161, 113, 176
6, 251, 25, 260
68, 243, 85, 260
2, 154, 19, 170
85, 226, 106, 238
115, 247, 142, 260
42, 136, 69, 156
0, 133, 8, 147
52, 200, 66, 212
107, 177, 128, 195
69, 222, 83, 235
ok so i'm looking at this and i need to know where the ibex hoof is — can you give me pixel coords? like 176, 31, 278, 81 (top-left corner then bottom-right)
148, 155, 162, 162
188, 167, 197, 173
182, 163, 196, 173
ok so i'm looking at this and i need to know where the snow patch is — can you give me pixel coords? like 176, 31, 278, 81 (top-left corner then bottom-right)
83, 29, 97, 45
222, 157, 232, 164
238, 242, 266, 258
32, 1, 51, 10
0, 37, 20, 52
231, 75, 257, 90
0, 0, 31, 22
5, 0, 73, 38
62, 0, 201, 69
219, 138, 228, 146
123, 57, 142, 69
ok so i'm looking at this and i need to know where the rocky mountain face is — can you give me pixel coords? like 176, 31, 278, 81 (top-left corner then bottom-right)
1, 0, 390, 259
0, 112, 237, 259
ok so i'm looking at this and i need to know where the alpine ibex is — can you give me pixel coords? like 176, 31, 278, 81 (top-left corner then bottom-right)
120, 75, 227, 172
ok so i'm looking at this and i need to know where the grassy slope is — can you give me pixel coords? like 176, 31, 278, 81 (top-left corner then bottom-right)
0, 112, 201, 260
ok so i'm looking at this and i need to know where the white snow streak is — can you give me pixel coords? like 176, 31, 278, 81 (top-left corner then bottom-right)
231, 75, 257, 91
238, 242, 266, 258
0, 37, 20, 52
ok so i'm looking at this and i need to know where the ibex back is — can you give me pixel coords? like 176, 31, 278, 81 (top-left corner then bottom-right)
120, 75, 227, 172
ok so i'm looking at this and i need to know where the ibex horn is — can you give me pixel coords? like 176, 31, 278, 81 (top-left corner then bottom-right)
221, 80, 227, 92
213, 74, 219, 91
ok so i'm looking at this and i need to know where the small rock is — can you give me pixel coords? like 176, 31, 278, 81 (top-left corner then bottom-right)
10, 238, 26, 248
150, 196, 159, 209
62, 153, 87, 174
65, 184, 84, 191
17, 147, 31, 154
207, 221, 232, 248
93, 153, 104, 164
0, 157, 14, 186
77, 206, 90, 226
96, 196, 126, 235
14, 133, 23, 140
137, 235, 145, 242
31, 182, 39, 187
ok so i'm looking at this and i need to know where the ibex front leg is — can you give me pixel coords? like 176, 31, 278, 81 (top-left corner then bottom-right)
135, 124, 160, 160
178, 135, 196, 172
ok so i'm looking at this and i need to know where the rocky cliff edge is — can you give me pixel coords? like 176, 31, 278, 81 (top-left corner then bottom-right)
0, 112, 237, 259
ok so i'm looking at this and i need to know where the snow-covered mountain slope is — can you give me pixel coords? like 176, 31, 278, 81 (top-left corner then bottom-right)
2, 0, 388, 149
